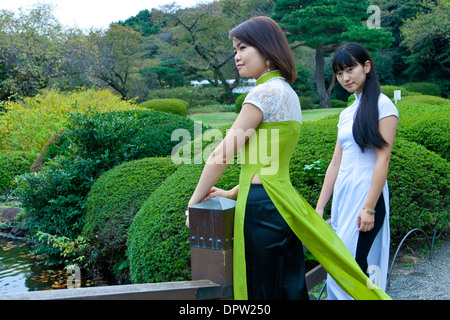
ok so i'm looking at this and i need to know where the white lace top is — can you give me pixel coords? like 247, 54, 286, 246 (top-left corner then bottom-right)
243, 77, 302, 123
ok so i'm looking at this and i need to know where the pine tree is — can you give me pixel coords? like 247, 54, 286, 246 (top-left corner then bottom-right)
272, 0, 393, 107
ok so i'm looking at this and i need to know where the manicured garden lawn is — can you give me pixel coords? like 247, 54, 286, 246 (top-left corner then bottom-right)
189, 107, 345, 128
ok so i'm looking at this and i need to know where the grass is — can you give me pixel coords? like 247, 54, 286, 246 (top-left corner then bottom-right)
189, 107, 345, 128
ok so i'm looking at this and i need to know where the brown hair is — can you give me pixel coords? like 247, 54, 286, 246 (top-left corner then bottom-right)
229, 16, 297, 84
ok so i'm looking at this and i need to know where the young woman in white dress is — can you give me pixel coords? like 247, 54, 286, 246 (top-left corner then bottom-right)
315, 43, 399, 300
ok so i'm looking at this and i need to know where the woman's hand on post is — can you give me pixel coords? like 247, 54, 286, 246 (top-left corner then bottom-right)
203, 187, 232, 201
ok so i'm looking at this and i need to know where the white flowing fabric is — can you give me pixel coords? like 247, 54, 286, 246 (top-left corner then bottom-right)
327, 93, 398, 300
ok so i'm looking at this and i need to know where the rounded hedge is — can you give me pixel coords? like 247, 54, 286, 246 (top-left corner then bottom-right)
401, 82, 442, 97
127, 163, 240, 284
330, 99, 348, 109
399, 95, 449, 106
234, 92, 248, 113
140, 99, 188, 117
347, 85, 420, 104
299, 96, 314, 110
397, 103, 449, 161
0, 151, 37, 192
387, 138, 449, 235
83, 157, 178, 267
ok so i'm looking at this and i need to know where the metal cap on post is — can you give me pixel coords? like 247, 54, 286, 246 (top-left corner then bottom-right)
188, 196, 236, 299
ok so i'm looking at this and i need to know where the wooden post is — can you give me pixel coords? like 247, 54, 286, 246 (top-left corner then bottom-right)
188, 196, 236, 299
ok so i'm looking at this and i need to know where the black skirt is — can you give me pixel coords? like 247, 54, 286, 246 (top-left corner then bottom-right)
244, 184, 309, 300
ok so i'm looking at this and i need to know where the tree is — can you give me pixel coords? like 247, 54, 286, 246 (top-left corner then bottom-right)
142, 58, 191, 88
93, 24, 144, 99
400, 0, 449, 95
0, 3, 66, 99
372, 0, 430, 84
158, 0, 274, 103
272, 0, 393, 107
118, 9, 162, 37
0, 3, 103, 99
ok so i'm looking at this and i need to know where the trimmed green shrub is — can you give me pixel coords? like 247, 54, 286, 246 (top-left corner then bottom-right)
330, 99, 348, 109
0, 151, 37, 192
397, 103, 450, 161
290, 117, 339, 218
299, 96, 314, 110
140, 99, 188, 117
235, 92, 248, 113
82, 157, 178, 280
401, 82, 442, 97
380, 85, 420, 99
387, 138, 449, 235
127, 163, 240, 283
347, 85, 420, 105
66, 110, 200, 172
399, 95, 449, 106
145, 86, 225, 107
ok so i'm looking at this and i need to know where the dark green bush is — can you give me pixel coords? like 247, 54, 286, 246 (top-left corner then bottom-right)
399, 95, 449, 106
145, 86, 225, 107
140, 99, 188, 117
15, 110, 205, 264
290, 117, 339, 218
387, 138, 449, 235
15, 155, 98, 241
380, 85, 420, 99
0, 151, 37, 192
82, 157, 178, 280
234, 92, 248, 113
66, 110, 200, 172
401, 82, 442, 97
347, 85, 420, 104
330, 99, 348, 109
127, 163, 240, 283
299, 96, 314, 110
397, 103, 450, 160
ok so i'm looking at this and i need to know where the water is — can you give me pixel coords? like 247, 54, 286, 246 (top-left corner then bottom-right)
0, 237, 93, 294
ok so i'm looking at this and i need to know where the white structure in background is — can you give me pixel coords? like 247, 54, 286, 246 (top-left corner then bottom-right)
190, 78, 256, 94
394, 90, 401, 104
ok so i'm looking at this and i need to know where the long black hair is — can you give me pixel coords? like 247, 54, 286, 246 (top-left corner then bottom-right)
332, 43, 387, 152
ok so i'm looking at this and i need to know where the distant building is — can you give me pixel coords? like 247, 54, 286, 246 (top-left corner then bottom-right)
190, 78, 256, 94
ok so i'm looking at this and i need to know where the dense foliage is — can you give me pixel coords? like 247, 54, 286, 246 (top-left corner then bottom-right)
14, 109, 203, 264
0, 151, 37, 192
83, 157, 178, 279
0, 89, 139, 153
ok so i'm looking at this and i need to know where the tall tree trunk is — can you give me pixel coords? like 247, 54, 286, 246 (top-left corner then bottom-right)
315, 43, 330, 108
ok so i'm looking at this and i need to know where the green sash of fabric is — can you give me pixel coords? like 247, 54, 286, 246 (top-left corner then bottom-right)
232, 72, 391, 300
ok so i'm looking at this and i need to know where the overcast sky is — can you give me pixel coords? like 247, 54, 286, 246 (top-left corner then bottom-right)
0, 0, 213, 30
